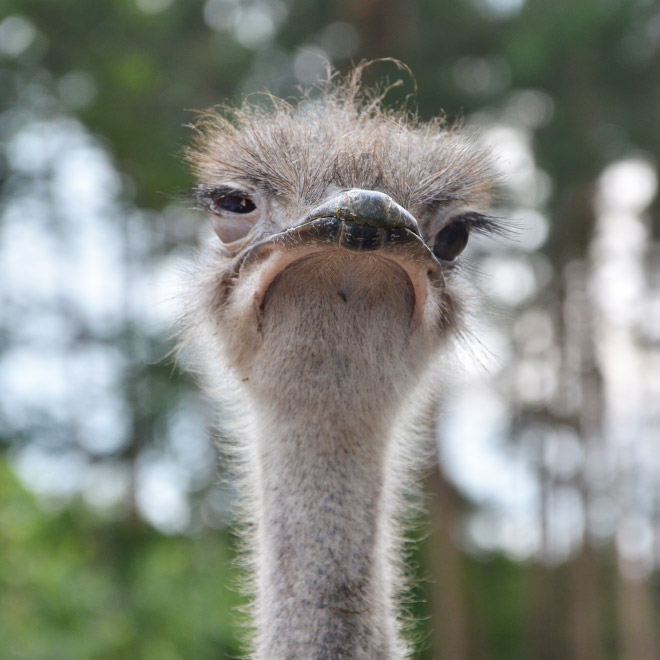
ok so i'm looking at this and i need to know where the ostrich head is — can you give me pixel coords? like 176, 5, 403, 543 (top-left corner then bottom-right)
180, 65, 500, 660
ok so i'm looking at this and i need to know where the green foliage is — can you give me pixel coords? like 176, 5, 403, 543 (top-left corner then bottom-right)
3, 0, 254, 208
0, 460, 245, 659
465, 553, 528, 660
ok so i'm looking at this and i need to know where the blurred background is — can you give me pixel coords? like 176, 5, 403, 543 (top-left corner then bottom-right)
1, 0, 659, 658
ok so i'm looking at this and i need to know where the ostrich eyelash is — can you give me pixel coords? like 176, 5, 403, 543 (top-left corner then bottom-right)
454, 211, 513, 241
192, 184, 254, 213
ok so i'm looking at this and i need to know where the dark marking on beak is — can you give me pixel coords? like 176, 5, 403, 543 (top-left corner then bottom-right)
301, 189, 420, 235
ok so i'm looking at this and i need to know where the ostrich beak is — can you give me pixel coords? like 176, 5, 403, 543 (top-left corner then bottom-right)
302, 188, 419, 232
232, 189, 442, 327
290, 189, 421, 252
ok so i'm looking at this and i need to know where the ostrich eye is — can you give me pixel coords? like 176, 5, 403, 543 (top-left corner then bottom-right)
211, 193, 256, 215
199, 189, 259, 243
432, 219, 470, 262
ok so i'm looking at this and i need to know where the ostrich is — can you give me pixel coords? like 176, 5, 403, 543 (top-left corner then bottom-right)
180, 65, 500, 659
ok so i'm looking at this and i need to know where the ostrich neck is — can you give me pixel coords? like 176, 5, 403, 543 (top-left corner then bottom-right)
242, 253, 422, 660
253, 408, 398, 660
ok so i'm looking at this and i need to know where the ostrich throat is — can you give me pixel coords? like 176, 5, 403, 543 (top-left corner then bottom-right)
245, 251, 422, 659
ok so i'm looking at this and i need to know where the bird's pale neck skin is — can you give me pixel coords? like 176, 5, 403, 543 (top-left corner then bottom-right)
231, 251, 436, 660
